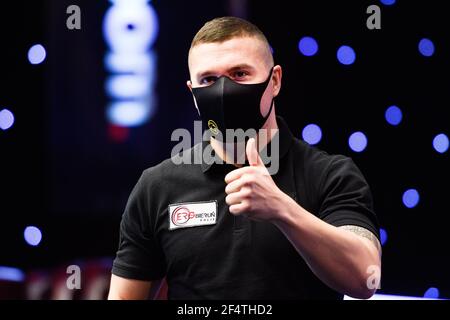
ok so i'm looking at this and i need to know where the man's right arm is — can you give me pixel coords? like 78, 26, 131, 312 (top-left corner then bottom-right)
108, 274, 152, 300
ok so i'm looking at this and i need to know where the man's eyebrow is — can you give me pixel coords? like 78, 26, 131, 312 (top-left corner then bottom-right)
196, 64, 256, 79
227, 64, 256, 72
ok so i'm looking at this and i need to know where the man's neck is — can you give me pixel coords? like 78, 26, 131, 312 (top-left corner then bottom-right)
210, 111, 279, 167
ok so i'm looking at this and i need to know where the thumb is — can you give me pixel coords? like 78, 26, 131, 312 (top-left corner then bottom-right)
246, 138, 263, 167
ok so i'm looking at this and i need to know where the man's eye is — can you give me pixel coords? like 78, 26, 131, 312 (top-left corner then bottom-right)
232, 71, 248, 80
200, 76, 218, 85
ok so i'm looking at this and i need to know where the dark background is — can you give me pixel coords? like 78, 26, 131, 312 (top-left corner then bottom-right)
0, 0, 448, 298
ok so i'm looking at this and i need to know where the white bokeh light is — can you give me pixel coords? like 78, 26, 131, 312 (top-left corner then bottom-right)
27, 44, 46, 65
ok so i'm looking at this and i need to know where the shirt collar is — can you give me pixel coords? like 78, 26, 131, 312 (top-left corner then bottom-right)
200, 116, 294, 173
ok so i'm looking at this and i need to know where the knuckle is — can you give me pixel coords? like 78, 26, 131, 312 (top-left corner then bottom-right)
242, 187, 252, 197
226, 183, 235, 194
242, 174, 255, 185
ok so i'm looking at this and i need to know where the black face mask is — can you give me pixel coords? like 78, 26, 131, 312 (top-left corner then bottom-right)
191, 68, 274, 139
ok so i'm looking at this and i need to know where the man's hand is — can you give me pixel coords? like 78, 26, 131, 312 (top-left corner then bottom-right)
224, 138, 286, 221
225, 138, 380, 299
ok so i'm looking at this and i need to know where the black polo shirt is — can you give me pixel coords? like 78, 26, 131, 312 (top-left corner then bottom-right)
112, 116, 379, 300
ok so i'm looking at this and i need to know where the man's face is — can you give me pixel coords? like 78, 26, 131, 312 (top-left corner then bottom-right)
187, 36, 281, 118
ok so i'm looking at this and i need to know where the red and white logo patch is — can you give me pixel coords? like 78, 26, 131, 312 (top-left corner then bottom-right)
168, 200, 217, 230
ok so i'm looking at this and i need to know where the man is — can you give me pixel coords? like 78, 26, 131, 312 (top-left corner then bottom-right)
108, 17, 381, 300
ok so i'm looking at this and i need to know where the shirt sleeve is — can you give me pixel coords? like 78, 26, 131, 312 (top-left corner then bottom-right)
112, 170, 166, 281
318, 156, 380, 240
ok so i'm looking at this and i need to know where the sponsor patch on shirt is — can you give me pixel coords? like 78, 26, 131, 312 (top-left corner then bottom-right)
168, 200, 217, 230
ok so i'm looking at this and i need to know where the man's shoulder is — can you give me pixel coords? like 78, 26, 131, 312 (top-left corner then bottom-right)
289, 137, 369, 208
290, 137, 352, 172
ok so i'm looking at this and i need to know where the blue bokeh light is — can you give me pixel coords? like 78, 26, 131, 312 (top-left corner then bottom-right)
424, 287, 439, 299
302, 124, 322, 145
380, 228, 388, 246
418, 38, 435, 57
107, 101, 152, 127
27, 44, 46, 65
402, 189, 420, 208
103, 1, 159, 128
298, 36, 319, 57
0, 109, 15, 130
337, 45, 356, 65
385, 105, 402, 126
24, 226, 42, 247
432, 133, 448, 153
0, 266, 25, 282
380, 0, 396, 5
348, 131, 367, 152
103, 2, 159, 53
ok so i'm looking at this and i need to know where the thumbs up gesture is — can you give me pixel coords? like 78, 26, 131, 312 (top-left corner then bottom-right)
225, 138, 286, 221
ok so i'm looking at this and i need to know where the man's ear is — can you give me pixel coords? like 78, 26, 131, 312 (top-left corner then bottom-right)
187, 80, 200, 115
272, 65, 282, 97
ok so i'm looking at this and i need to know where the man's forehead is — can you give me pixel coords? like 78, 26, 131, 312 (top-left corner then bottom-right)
189, 37, 270, 73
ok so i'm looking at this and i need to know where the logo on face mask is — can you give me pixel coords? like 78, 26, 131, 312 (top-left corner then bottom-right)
207, 119, 219, 135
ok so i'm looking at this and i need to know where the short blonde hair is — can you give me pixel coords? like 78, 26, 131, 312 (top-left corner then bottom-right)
190, 16, 273, 64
